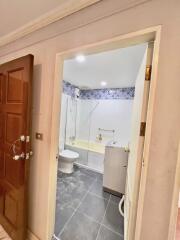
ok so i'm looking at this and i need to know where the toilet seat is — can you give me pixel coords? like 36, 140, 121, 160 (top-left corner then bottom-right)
60, 149, 79, 159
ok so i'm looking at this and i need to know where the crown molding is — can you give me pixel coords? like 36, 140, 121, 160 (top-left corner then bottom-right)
0, 0, 101, 48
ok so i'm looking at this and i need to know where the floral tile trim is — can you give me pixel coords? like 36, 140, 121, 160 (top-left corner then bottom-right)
79, 87, 134, 99
63, 80, 134, 100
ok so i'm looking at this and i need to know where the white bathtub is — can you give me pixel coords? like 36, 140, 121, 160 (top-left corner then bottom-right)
65, 139, 105, 172
66, 139, 105, 154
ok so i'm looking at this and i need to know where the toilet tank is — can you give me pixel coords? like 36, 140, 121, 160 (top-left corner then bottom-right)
103, 143, 128, 195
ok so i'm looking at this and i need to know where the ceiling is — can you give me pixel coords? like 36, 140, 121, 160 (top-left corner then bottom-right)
0, 0, 66, 37
63, 43, 148, 89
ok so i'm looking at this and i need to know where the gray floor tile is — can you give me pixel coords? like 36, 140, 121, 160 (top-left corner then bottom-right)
89, 179, 110, 200
56, 180, 69, 195
97, 225, 123, 240
76, 173, 95, 190
59, 211, 100, 240
62, 171, 95, 191
57, 184, 87, 209
77, 192, 108, 222
102, 202, 124, 236
74, 166, 100, 179
110, 194, 121, 204
54, 205, 74, 236
55, 166, 124, 239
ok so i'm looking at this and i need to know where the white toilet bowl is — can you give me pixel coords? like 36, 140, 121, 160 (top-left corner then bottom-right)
59, 149, 79, 174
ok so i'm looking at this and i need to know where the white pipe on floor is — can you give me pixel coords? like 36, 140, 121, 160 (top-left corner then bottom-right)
119, 195, 125, 217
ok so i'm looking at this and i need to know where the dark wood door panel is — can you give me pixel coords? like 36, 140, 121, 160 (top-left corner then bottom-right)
0, 74, 3, 104
0, 113, 3, 141
0, 55, 33, 240
0, 104, 23, 114
4, 193, 18, 227
5, 153, 25, 187
6, 69, 24, 103
0, 151, 5, 178
5, 113, 23, 145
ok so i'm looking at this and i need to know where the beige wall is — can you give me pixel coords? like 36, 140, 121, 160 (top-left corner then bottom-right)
0, 0, 180, 239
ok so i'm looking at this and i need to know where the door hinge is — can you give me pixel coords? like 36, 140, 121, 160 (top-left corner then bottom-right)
142, 157, 145, 167
56, 154, 59, 161
145, 65, 152, 81
140, 122, 146, 136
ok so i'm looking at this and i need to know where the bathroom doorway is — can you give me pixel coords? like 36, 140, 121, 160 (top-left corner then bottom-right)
53, 41, 152, 240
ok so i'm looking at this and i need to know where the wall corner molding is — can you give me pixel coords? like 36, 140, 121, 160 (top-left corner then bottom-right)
0, 0, 101, 48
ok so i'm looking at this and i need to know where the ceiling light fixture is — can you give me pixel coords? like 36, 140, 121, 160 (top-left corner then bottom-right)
101, 81, 107, 87
75, 54, 86, 63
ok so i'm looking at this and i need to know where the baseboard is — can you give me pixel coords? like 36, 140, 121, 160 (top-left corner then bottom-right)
27, 230, 40, 240
74, 162, 103, 174
103, 186, 122, 197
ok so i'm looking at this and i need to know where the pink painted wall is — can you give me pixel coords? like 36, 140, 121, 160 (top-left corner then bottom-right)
0, 0, 180, 239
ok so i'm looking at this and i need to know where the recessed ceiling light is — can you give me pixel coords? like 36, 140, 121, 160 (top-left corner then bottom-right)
75, 54, 86, 63
101, 81, 107, 86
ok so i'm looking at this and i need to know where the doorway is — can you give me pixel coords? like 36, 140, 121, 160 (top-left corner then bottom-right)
48, 27, 161, 240
53, 42, 150, 240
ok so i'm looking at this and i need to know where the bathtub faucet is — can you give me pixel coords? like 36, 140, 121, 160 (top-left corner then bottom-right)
96, 133, 102, 141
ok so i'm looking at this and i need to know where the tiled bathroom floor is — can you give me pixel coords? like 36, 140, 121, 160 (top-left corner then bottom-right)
54, 165, 124, 240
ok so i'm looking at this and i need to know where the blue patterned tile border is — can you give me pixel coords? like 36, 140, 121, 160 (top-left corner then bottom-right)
80, 87, 135, 100
63, 81, 135, 99
63, 80, 77, 97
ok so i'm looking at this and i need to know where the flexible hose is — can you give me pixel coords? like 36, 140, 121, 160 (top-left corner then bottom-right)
119, 195, 125, 217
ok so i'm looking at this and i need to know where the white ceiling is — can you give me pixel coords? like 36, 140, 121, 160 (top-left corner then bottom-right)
63, 43, 147, 89
0, 0, 66, 37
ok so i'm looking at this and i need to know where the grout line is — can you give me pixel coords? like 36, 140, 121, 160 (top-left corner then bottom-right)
56, 202, 123, 238
88, 191, 109, 201
100, 223, 124, 238
102, 195, 124, 237
58, 176, 97, 237
77, 210, 101, 225
95, 193, 111, 240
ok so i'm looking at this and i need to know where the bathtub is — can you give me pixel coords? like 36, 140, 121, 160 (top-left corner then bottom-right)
65, 139, 105, 172
66, 139, 105, 154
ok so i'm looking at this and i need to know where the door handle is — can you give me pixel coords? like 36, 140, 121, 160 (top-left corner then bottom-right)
11, 136, 32, 160
13, 153, 25, 161
13, 151, 33, 160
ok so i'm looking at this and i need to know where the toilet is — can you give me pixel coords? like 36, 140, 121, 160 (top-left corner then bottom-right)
59, 149, 79, 174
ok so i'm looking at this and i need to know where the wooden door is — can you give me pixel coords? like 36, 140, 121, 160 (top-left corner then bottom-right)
0, 55, 34, 240
124, 43, 154, 240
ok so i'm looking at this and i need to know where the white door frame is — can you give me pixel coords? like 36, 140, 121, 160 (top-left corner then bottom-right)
47, 26, 162, 239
